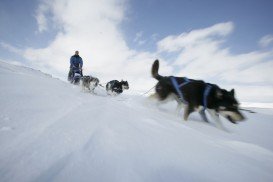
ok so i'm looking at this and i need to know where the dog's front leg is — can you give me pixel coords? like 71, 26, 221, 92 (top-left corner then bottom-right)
207, 109, 225, 130
183, 105, 193, 121
81, 84, 85, 92
176, 103, 184, 116
174, 97, 184, 116
199, 110, 209, 123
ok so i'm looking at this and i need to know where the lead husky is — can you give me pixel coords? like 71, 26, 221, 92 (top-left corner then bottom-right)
151, 60, 245, 127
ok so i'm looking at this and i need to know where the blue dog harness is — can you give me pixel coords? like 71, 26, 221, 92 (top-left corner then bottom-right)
170, 77, 190, 104
202, 84, 213, 110
170, 77, 213, 110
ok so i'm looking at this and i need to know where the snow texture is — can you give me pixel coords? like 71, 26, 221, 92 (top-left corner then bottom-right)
0, 61, 273, 182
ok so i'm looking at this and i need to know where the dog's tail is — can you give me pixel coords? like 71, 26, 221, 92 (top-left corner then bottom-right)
151, 59, 163, 80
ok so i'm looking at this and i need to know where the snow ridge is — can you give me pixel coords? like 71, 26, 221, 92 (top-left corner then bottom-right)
1, 61, 273, 182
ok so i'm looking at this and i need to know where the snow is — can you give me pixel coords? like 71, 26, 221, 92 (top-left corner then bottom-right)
0, 61, 273, 182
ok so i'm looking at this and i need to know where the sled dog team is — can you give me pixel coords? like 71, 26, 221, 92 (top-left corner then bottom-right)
67, 51, 129, 95
68, 51, 245, 127
81, 75, 129, 96
72, 75, 129, 96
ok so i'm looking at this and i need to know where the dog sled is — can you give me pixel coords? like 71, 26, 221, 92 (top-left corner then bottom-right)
68, 68, 82, 85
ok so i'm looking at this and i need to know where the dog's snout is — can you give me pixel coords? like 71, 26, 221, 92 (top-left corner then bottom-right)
238, 112, 245, 121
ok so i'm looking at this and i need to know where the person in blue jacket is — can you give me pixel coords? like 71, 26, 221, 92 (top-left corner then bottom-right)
68, 50, 83, 81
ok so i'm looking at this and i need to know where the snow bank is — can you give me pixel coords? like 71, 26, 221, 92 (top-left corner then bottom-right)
1, 61, 273, 182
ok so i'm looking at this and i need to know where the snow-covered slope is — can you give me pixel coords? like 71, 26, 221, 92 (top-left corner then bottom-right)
1, 61, 273, 182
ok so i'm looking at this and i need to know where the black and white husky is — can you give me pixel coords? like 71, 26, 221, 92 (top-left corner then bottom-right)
106, 80, 129, 95
81, 76, 100, 93
151, 60, 245, 128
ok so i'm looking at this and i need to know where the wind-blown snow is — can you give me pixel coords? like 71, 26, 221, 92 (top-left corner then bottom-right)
0, 61, 273, 182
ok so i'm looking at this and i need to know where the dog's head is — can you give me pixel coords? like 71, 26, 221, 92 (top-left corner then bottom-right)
90, 77, 99, 87
216, 88, 245, 124
81, 75, 88, 80
121, 80, 129, 90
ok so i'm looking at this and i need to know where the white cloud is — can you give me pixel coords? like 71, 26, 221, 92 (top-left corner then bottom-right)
0, 42, 23, 55
35, 2, 50, 33
2, 0, 273, 102
133, 31, 146, 45
157, 22, 234, 52
134, 31, 143, 42
156, 22, 273, 102
259, 34, 273, 47
5, 0, 166, 92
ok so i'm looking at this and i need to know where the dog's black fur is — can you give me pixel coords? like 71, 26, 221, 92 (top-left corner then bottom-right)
151, 60, 245, 126
106, 80, 129, 95
81, 76, 100, 93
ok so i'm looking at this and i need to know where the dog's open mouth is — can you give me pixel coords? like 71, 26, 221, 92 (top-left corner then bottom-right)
220, 110, 245, 124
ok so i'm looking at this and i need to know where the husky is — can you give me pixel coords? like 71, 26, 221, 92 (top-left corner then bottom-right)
106, 80, 129, 95
151, 60, 245, 127
81, 76, 100, 93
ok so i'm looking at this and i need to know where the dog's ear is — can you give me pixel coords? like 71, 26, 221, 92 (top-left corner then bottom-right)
230, 89, 235, 97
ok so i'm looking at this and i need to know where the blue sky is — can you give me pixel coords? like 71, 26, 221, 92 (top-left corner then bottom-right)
0, 0, 273, 102
124, 0, 273, 53
1, 0, 273, 54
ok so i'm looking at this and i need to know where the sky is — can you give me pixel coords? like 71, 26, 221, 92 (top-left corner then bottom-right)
0, 0, 273, 103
